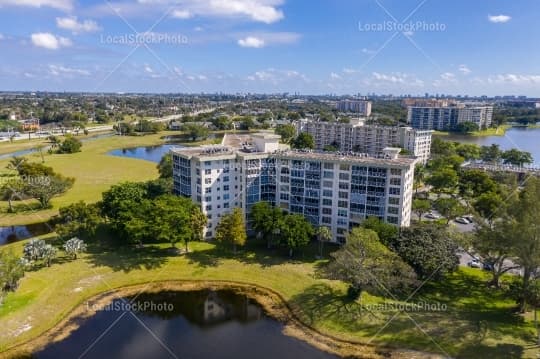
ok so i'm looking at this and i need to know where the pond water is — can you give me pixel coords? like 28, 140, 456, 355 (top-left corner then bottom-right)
34, 290, 336, 359
108, 144, 184, 163
0, 222, 52, 246
436, 126, 540, 165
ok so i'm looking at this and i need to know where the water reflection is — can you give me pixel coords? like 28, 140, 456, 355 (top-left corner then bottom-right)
0, 222, 52, 246
35, 290, 336, 359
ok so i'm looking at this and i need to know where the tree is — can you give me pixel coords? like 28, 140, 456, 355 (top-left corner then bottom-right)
426, 167, 458, 196
413, 164, 426, 194
474, 223, 519, 288
6, 156, 27, 172
291, 132, 315, 149
394, 224, 459, 280
412, 199, 431, 222
0, 250, 26, 298
57, 135, 82, 154
275, 124, 296, 144
24, 174, 74, 208
190, 207, 207, 243
240, 116, 256, 130
183, 124, 209, 141
215, 208, 247, 254
316, 226, 332, 258
501, 149, 533, 167
455, 143, 481, 161
458, 170, 497, 198
151, 195, 195, 250
55, 201, 101, 240
473, 192, 504, 226
319, 228, 417, 300
41, 244, 57, 267
481, 144, 502, 163
361, 216, 398, 246
505, 178, 540, 312
1, 178, 25, 213
454, 121, 479, 133
280, 214, 314, 257
157, 153, 173, 179
23, 239, 47, 262
63, 237, 87, 259
250, 202, 284, 248
434, 198, 466, 224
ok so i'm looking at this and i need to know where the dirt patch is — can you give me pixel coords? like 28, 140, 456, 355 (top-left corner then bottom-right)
1, 280, 446, 359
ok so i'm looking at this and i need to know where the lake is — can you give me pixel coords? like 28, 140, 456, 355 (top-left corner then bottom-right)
0, 222, 52, 246
108, 144, 184, 163
34, 289, 336, 359
436, 126, 540, 165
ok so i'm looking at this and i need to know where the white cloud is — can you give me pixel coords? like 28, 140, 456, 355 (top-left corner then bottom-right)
238, 36, 265, 48
0, 33, 4, 40
31, 32, 72, 50
330, 72, 341, 80
487, 74, 540, 84
171, 9, 192, 19
246, 68, 308, 84
0, 0, 72, 11
120, 0, 284, 23
369, 72, 424, 87
144, 65, 154, 73
488, 14, 511, 23
458, 64, 471, 75
48, 65, 90, 77
343, 68, 360, 74
440, 72, 456, 81
403, 30, 414, 37
361, 48, 376, 55
56, 16, 101, 34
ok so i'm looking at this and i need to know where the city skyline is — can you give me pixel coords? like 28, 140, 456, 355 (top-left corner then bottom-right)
0, 0, 539, 95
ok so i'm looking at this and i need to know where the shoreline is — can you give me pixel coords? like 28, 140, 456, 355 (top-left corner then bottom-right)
1, 280, 445, 359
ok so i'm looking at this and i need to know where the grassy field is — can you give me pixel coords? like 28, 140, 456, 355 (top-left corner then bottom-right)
434, 125, 512, 137
0, 236, 538, 358
0, 133, 177, 226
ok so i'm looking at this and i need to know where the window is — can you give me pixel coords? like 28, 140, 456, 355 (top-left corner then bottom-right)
323, 171, 334, 179
339, 191, 348, 199
339, 164, 350, 171
205, 169, 211, 175
387, 216, 399, 224
224, 176, 230, 182
205, 178, 211, 184
389, 197, 400, 205
390, 168, 402, 176
339, 182, 348, 190
388, 206, 399, 215
322, 216, 332, 224
390, 178, 401, 186
338, 200, 348, 208
338, 209, 347, 217
322, 198, 332, 206
205, 205, 212, 211
224, 203, 230, 208
339, 173, 350, 181
389, 188, 401, 195
324, 162, 334, 170
224, 194, 230, 200
205, 188, 211, 194
323, 180, 333, 188
205, 161, 211, 166
223, 185, 230, 191
205, 196, 211, 202
323, 189, 333, 197
322, 207, 332, 215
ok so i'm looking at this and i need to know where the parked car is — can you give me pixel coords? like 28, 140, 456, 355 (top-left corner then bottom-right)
468, 259, 481, 268
425, 212, 441, 220
463, 215, 474, 223
482, 262, 494, 271
455, 217, 470, 224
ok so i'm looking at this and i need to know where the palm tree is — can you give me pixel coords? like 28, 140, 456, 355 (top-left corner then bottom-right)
316, 226, 333, 258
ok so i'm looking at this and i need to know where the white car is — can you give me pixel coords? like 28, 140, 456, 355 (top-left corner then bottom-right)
468, 259, 481, 268
425, 212, 441, 220
455, 217, 470, 225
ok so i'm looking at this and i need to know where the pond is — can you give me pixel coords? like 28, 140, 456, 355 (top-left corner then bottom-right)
0, 222, 52, 246
34, 290, 336, 359
435, 126, 540, 165
108, 144, 184, 163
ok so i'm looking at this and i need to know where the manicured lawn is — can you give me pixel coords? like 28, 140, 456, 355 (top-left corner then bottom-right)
1, 236, 538, 358
0, 133, 176, 226
434, 125, 512, 137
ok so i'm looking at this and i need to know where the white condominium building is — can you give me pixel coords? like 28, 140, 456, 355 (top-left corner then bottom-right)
172, 133, 417, 243
407, 104, 493, 130
336, 100, 372, 116
296, 120, 433, 164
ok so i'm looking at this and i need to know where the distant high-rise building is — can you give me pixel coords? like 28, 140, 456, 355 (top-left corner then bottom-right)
336, 99, 372, 116
407, 103, 493, 131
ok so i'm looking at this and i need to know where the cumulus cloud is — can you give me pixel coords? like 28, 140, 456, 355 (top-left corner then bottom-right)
0, 0, 72, 11
103, 0, 284, 23
488, 14, 511, 23
31, 32, 72, 50
56, 16, 101, 34
440, 72, 456, 81
458, 64, 471, 75
487, 74, 540, 84
246, 68, 308, 84
171, 9, 192, 19
48, 65, 90, 77
369, 72, 424, 87
330, 72, 341, 80
238, 36, 265, 48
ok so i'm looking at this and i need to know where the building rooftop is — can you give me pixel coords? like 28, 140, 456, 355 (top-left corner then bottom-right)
273, 149, 418, 167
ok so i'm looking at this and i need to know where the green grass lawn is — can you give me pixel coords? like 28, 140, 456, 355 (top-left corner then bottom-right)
0, 132, 179, 226
0, 236, 538, 358
434, 125, 512, 138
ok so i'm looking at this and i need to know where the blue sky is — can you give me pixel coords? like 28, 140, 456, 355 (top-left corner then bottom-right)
0, 0, 538, 95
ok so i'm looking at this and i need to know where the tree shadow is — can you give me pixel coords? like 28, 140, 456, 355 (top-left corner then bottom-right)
85, 240, 169, 273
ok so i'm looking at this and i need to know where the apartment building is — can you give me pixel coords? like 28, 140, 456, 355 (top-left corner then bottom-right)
172, 133, 417, 243
407, 104, 493, 130
296, 120, 433, 164
336, 99, 372, 116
